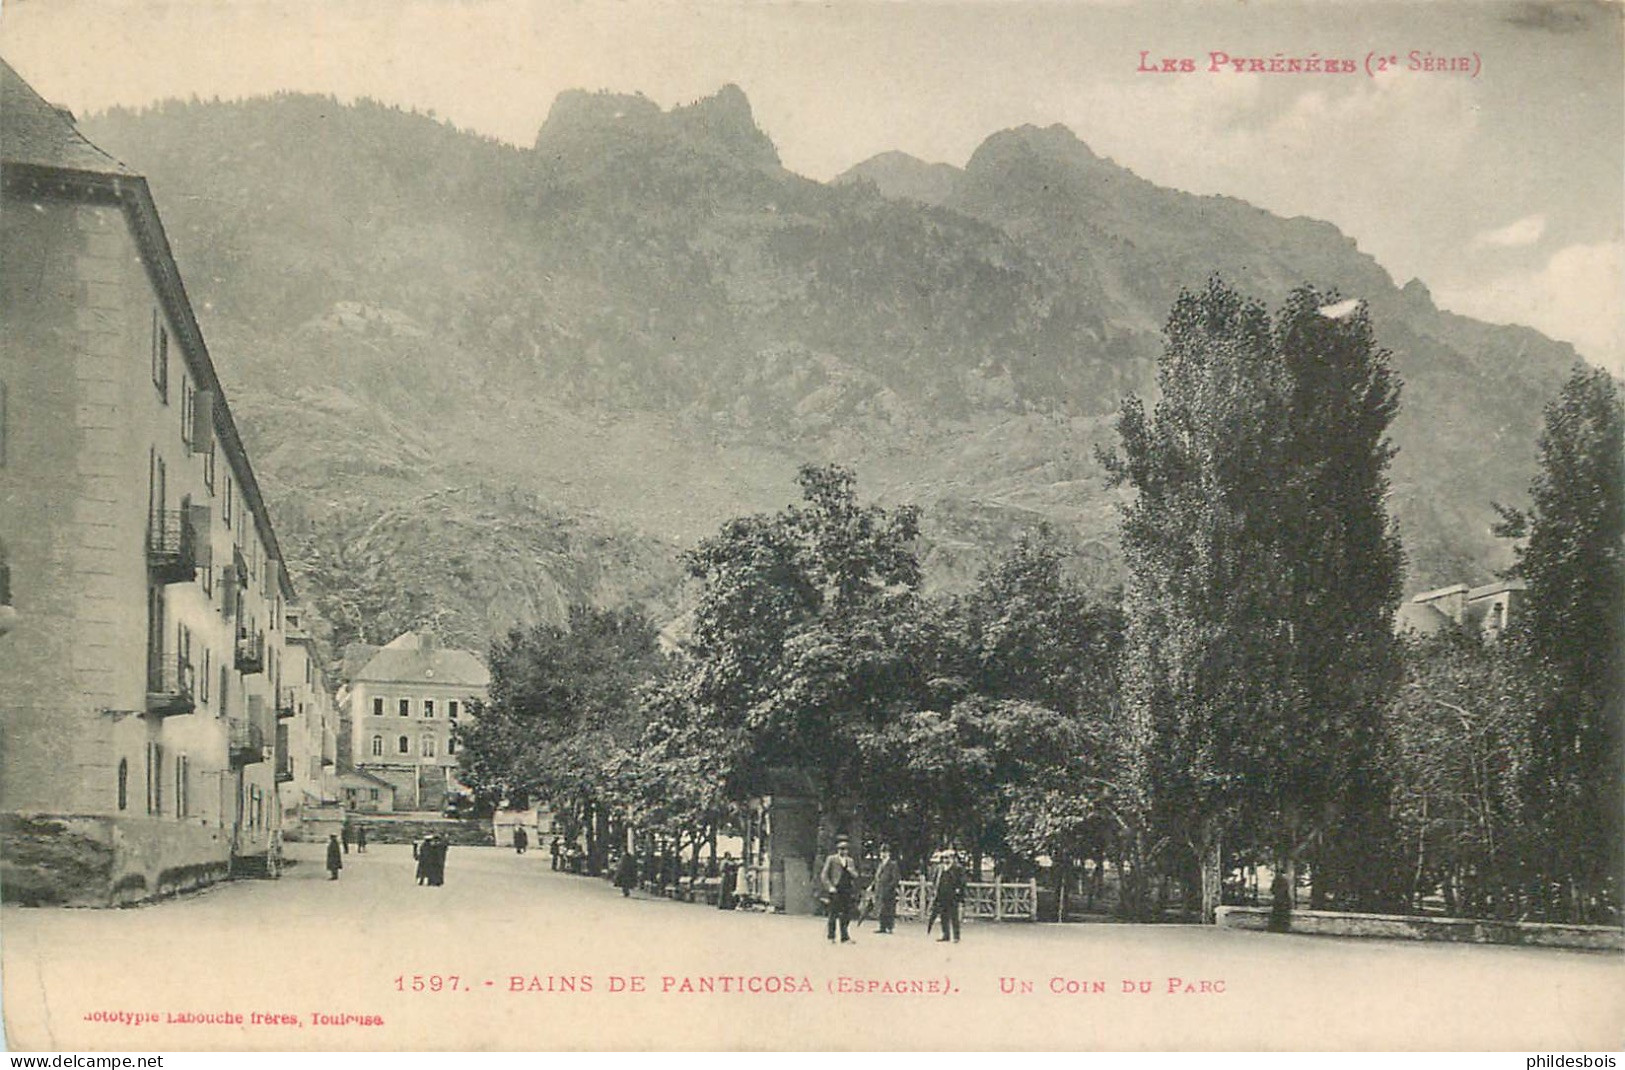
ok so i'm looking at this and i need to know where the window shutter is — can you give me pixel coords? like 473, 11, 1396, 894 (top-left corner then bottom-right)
188, 505, 213, 572
192, 391, 214, 453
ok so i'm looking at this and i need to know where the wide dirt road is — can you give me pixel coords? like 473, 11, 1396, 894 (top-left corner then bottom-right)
3, 842, 1620, 1050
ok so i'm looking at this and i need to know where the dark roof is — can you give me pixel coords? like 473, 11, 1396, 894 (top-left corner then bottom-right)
0, 59, 131, 174
1395, 601, 1454, 637
354, 633, 490, 689
339, 769, 398, 790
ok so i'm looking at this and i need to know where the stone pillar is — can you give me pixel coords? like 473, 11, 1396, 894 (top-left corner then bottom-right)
770, 794, 819, 915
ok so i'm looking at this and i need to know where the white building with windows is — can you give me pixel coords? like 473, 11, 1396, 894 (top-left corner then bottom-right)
342, 632, 487, 812
0, 61, 296, 902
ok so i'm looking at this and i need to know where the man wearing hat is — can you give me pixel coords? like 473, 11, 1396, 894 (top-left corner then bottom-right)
819, 835, 860, 943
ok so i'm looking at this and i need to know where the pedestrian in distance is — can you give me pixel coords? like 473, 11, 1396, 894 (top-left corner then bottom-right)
871, 844, 901, 934
425, 834, 449, 886
933, 849, 966, 943
326, 834, 343, 881
1268, 870, 1293, 933
513, 826, 528, 855
820, 835, 860, 944
413, 837, 430, 885
550, 837, 560, 871
355, 825, 367, 853
340, 823, 352, 854
613, 850, 639, 897
718, 853, 739, 911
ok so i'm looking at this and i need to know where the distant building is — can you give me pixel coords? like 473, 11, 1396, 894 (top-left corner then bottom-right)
343, 632, 488, 812
279, 605, 340, 834
338, 768, 398, 814
1397, 579, 1527, 640
0, 60, 298, 902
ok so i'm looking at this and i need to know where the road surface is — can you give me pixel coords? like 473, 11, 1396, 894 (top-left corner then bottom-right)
3, 841, 1620, 1050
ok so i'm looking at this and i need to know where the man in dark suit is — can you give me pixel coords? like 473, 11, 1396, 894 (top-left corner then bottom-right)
819, 836, 860, 943
871, 845, 901, 933
934, 849, 966, 942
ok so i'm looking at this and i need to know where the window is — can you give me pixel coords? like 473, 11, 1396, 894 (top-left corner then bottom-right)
397, 735, 409, 754
223, 475, 233, 529
371, 735, 383, 757
174, 754, 189, 818
448, 701, 459, 720
145, 741, 163, 815
423, 699, 435, 719
200, 649, 211, 703
372, 697, 385, 718
447, 737, 457, 755
203, 441, 215, 494
151, 311, 169, 402
398, 698, 411, 717
218, 664, 229, 718
117, 758, 128, 811
181, 382, 194, 451
369, 789, 380, 801
422, 737, 436, 758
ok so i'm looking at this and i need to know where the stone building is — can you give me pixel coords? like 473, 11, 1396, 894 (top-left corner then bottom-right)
0, 60, 299, 902
1397, 579, 1527, 640
343, 631, 488, 812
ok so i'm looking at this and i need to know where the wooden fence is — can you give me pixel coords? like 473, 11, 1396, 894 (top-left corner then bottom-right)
898, 877, 1038, 922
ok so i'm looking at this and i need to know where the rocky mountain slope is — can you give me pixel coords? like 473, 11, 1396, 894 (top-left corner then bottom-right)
78, 87, 1584, 652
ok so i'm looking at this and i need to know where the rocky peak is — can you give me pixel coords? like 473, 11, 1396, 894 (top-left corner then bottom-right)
532, 84, 778, 169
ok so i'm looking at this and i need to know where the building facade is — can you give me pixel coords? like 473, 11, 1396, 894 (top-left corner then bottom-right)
344, 632, 488, 812
279, 605, 340, 836
0, 61, 297, 903
1398, 579, 1527, 640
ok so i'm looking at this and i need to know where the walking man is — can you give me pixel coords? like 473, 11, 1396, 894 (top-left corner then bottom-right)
514, 826, 528, 855
326, 834, 343, 881
820, 835, 860, 944
871, 845, 901, 934
355, 825, 367, 853
934, 849, 966, 943
340, 823, 352, 855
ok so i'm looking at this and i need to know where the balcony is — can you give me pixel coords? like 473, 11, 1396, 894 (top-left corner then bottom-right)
275, 687, 297, 720
228, 718, 265, 766
146, 510, 197, 585
235, 629, 264, 675
145, 656, 196, 717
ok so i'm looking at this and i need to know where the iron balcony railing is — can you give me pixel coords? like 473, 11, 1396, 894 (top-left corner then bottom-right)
228, 717, 265, 766
275, 687, 297, 719
146, 509, 197, 585
235, 629, 265, 674
145, 655, 196, 717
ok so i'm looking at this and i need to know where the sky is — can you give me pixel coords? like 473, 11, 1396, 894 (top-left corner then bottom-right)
3, 0, 1621, 373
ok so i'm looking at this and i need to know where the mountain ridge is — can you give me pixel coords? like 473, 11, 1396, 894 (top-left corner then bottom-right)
74, 86, 1583, 651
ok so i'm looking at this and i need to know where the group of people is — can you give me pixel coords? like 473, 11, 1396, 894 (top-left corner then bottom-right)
819, 838, 967, 943
413, 834, 450, 886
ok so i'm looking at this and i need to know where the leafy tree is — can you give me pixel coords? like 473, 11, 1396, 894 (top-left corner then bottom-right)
1387, 632, 1534, 917
455, 603, 667, 870
1104, 278, 1404, 921
1495, 365, 1624, 921
677, 464, 924, 843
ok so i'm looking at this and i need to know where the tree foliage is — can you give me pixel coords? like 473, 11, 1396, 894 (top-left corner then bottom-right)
1495, 365, 1624, 919
1104, 278, 1404, 916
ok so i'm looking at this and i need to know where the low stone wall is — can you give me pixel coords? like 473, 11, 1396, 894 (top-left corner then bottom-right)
343, 813, 493, 847
1, 812, 230, 907
1214, 905, 1623, 950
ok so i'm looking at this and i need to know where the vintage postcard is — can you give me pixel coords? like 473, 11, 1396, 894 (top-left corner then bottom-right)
1, 0, 1621, 1053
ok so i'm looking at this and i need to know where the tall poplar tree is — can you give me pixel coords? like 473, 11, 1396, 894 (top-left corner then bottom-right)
1495, 365, 1624, 920
1106, 278, 1403, 921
